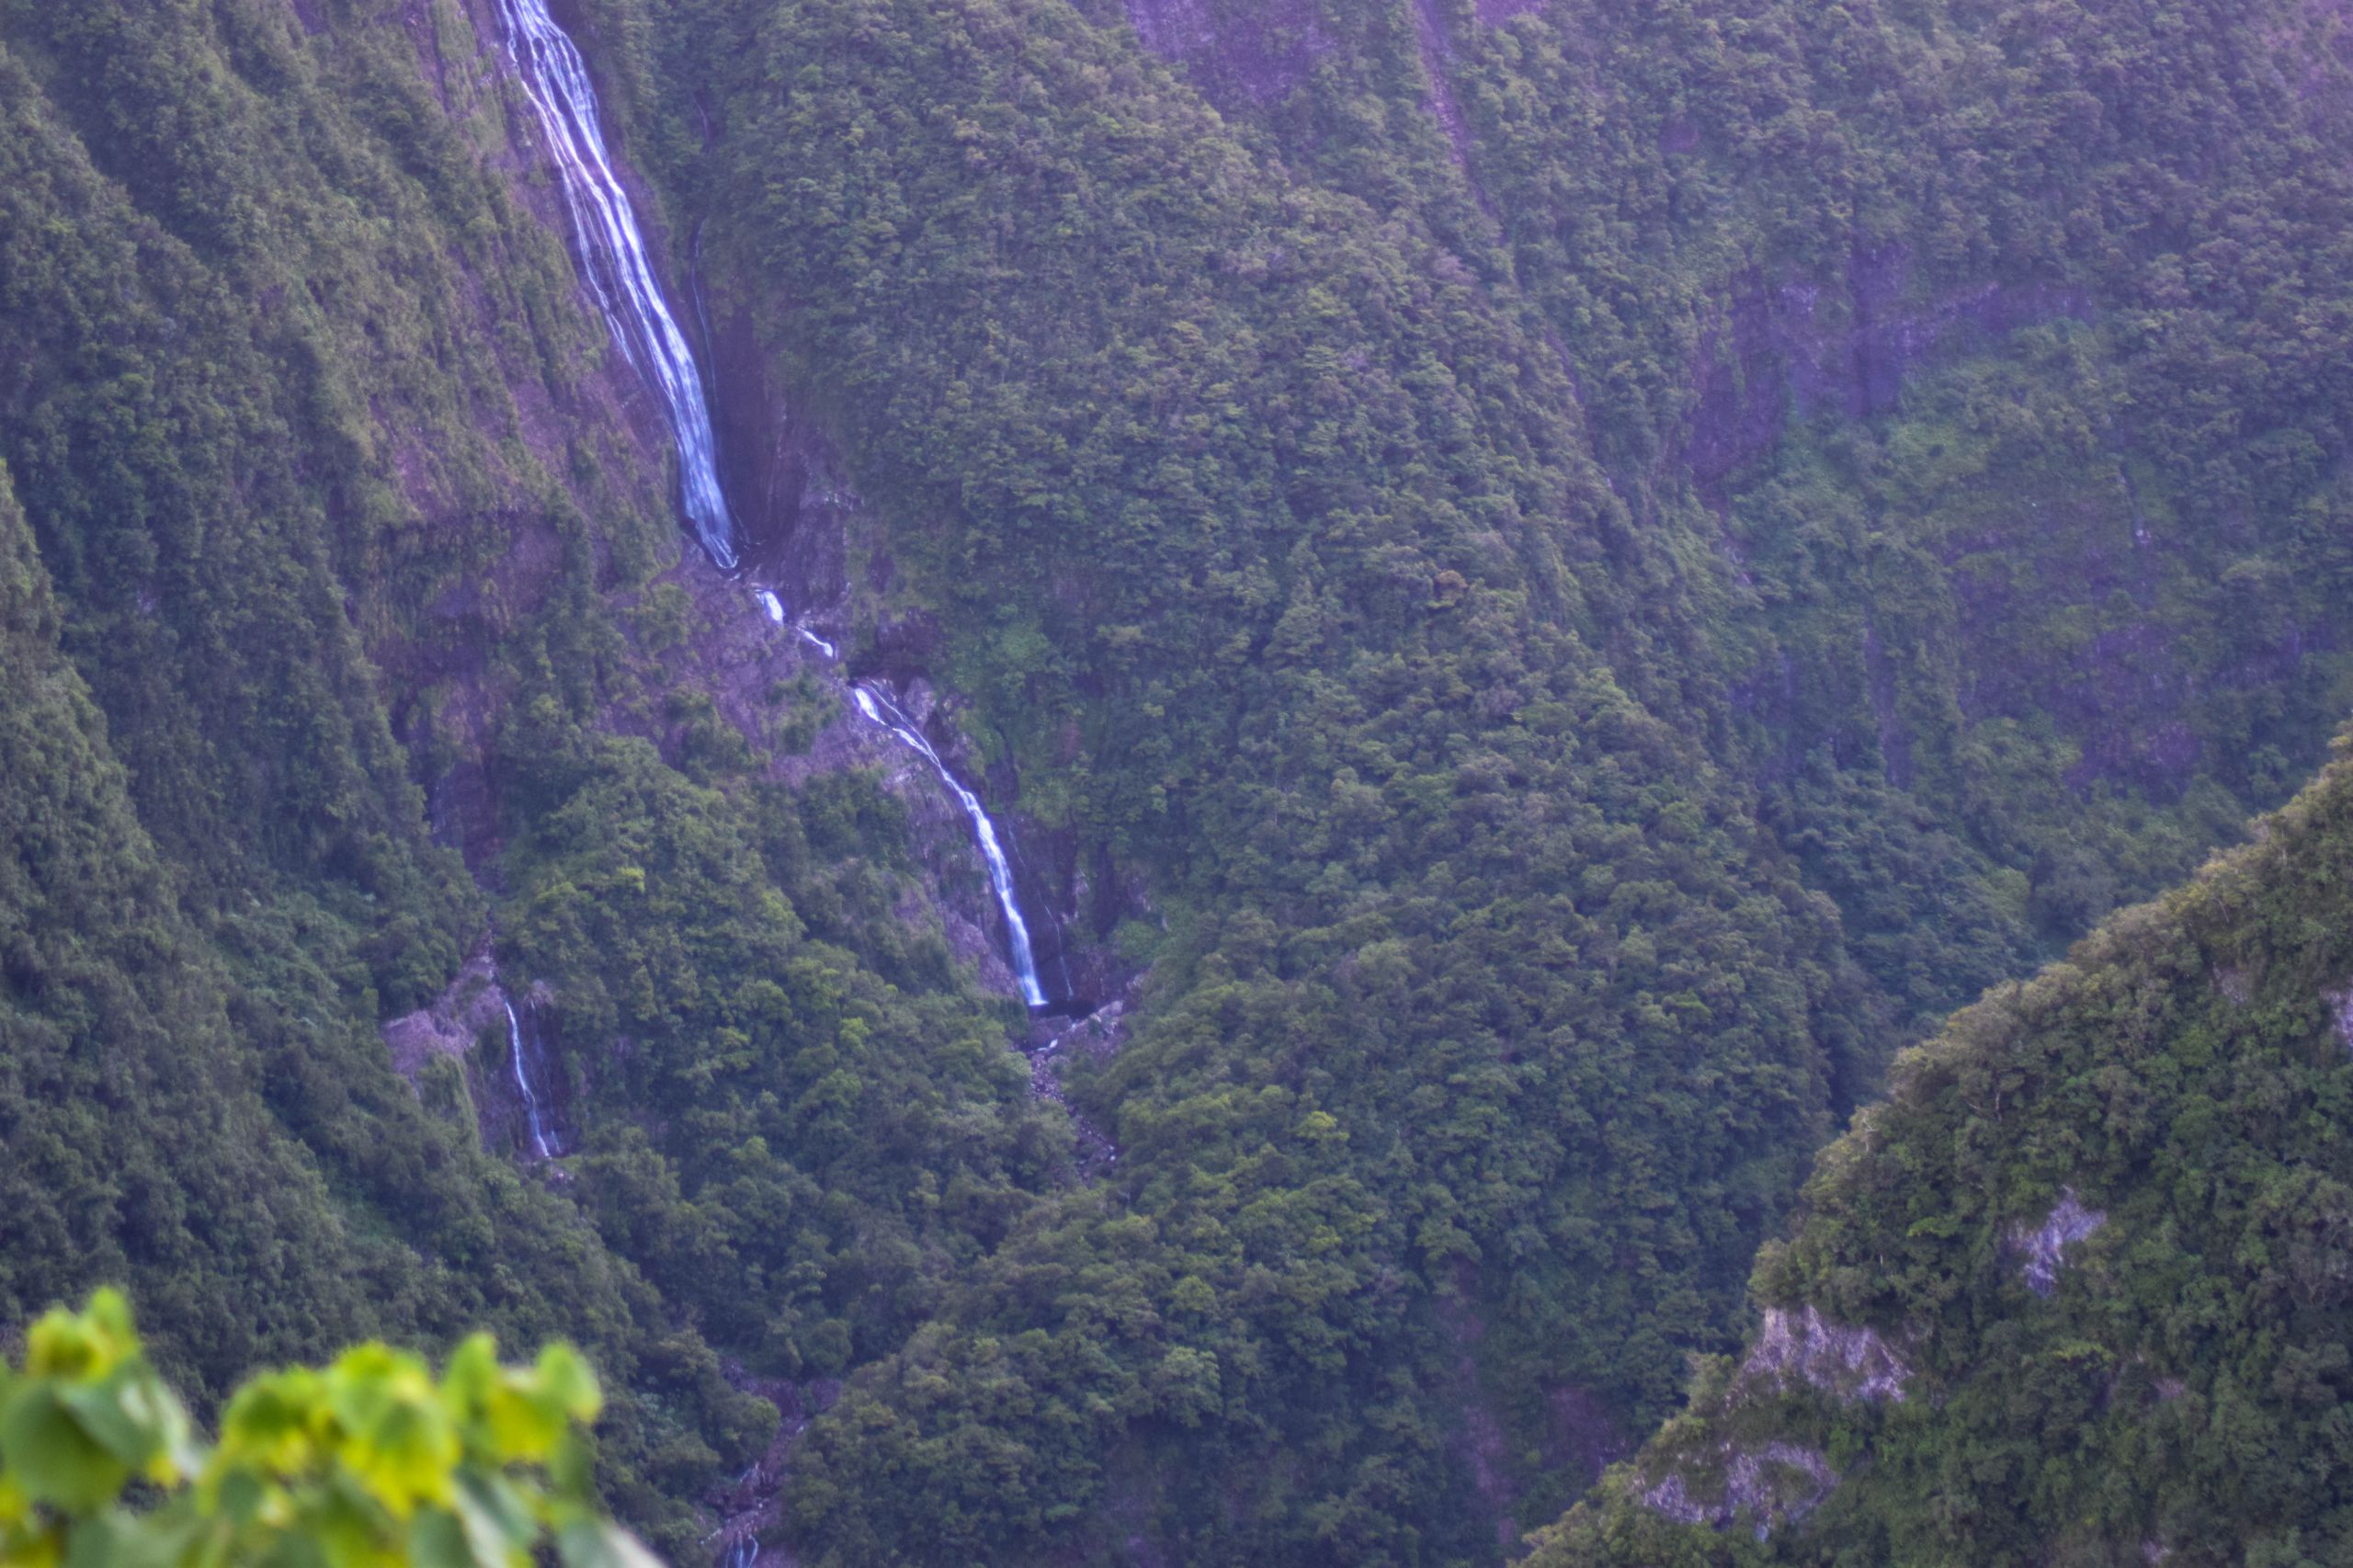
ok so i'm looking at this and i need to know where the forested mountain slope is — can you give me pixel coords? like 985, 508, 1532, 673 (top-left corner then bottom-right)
3, 0, 2352, 1561
607, 0, 1876, 1555
1093, 0, 2353, 1049
582, 0, 2353, 1553
0, 433, 756, 1545
0, 0, 1069, 1553
1533, 726, 2353, 1565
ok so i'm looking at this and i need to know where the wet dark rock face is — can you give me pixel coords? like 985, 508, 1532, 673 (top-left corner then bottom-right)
1007, 824, 1152, 1016
702, 297, 855, 636
1118, 0, 1334, 108
1688, 248, 2092, 486
884, 687, 1150, 1017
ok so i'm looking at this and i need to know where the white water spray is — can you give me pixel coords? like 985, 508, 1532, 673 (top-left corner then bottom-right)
853, 687, 1049, 1007
757, 587, 835, 654
504, 998, 556, 1159
492, 0, 737, 570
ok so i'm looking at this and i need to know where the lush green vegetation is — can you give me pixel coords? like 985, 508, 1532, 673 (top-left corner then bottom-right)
1537, 730, 2353, 1564
1449, 0, 2353, 975
8, 0, 2353, 1561
565, 0, 2353, 1555
494, 717, 1072, 1376
1074, 0, 2353, 1038
0, 0, 1057, 1552
0, 1289, 652, 1566
603, 0, 1890, 1554
0, 437, 761, 1553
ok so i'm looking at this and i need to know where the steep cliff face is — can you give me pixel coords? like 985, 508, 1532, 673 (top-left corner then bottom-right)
1683, 256, 2094, 487
1116, 0, 1332, 108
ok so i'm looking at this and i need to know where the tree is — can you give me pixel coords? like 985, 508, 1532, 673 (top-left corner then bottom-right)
0, 1290, 658, 1567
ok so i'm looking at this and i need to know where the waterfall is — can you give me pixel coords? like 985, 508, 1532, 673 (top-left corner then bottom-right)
852, 687, 1050, 1007
494, 0, 1046, 1014
756, 587, 835, 656
504, 998, 556, 1159
492, 0, 737, 570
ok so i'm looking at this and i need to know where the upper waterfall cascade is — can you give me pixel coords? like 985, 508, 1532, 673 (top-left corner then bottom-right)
493, 0, 738, 570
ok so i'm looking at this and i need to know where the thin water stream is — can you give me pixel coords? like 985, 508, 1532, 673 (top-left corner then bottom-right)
503, 998, 556, 1159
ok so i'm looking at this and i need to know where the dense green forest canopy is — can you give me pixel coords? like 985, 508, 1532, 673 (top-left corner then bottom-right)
1536, 730, 2353, 1564
1, 0, 2350, 1560
589, 0, 2353, 1553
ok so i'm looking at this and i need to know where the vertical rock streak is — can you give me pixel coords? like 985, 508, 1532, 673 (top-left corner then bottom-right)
492, 0, 738, 569
853, 687, 1050, 1007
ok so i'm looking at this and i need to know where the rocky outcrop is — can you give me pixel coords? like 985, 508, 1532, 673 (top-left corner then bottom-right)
708, 1362, 841, 1568
1737, 1304, 1912, 1403
1641, 1440, 1837, 1541
2009, 1189, 2107, 1297
1028, 992, 1130, 1173
1624, 1199, 2102, 1537
381, 941, 569, 1160
1626, 1305, 1894, 1537
382, 941, 507, 1082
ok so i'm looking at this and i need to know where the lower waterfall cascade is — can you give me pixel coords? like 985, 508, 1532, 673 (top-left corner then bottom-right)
503, 998, 557, 1160
852, 686, 1051, 1008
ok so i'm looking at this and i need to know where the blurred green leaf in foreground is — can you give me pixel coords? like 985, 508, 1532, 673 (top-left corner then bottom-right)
0, 1289, 659, 1567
